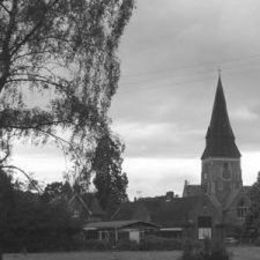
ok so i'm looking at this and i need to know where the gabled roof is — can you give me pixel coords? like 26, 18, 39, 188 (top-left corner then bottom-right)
68, 192, 105, 217
201, 77, 241, 159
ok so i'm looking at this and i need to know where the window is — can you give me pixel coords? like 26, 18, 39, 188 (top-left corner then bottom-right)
198, 228, 212, 240
198, 216, 212, 240
223, 162, 231, 179
237, 199, 248, 218
72, 209, 80, 218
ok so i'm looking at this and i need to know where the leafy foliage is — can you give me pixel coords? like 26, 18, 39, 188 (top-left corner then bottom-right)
0, 170, 82, 252
41, 181, 72, 202
140, 235, 182, 251
181, 238, 229, 260
0, 0, 134, 183
0, 169, 15, 253
92, 129, 128, 216
244, 173, 260, 241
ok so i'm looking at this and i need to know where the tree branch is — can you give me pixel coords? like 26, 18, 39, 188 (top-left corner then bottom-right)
11, 50, 51, 62
0, 2, 11, 14
0, 0, 18, 91
10, 0, 60, 56
6, 77, 66, 89
0, 144, 10, 164
1, 165, 43, 193
2, 120, 67, 130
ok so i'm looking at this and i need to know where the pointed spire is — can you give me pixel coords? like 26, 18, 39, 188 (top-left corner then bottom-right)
201, 76, 241, 159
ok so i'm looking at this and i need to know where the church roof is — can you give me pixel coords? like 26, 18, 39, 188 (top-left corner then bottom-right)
201, 77, 241, 159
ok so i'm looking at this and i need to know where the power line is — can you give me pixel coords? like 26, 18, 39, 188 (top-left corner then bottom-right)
117, 63, 260, 94
121, 52, 260, 80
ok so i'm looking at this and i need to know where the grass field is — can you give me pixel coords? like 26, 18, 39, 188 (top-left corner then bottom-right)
4, 247, 260, 260
4, 251, 182, 260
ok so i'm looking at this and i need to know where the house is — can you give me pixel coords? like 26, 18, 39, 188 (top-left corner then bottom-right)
83, 220, 159, 245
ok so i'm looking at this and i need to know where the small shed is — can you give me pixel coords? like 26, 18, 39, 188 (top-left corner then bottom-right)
83, 220, 159, 244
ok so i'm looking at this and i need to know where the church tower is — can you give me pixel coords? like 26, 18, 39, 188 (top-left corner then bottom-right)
201, 76, 242, 206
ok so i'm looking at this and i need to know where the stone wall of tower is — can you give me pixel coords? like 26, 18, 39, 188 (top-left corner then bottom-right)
201, 158, 242, 205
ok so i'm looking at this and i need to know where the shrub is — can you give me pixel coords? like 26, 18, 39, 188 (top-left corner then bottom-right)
210, 242, 229, 260
182, 239, 204, 260
84, 239, 111, 251
254, 236, 260, 246
141, 235, 182, 250
116, 239, 139, 250
181, 239, 230, 260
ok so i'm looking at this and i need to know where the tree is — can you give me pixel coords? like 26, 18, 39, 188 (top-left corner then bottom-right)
42, 181, 72, 202
0, 169, 15, 254
0, 169, 82, 252
244, 172, 260, 240
0, 0, 134, 183
92, 129, 128, 216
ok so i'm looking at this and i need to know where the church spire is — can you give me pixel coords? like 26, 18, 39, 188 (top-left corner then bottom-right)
201, 76, 241, 159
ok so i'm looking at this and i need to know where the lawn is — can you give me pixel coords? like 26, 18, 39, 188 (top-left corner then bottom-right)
4, 251, 182, 260
4, 247, 260, 260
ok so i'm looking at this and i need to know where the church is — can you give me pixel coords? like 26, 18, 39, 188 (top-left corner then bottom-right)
183, 76, 251, 238
85, 77, 252, 243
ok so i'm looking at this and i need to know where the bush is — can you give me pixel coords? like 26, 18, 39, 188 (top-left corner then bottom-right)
254, 236, 260, 246
116, 239, 139, 250
182, 239, 204, 260
181, 239, 230, 260
85, 239, 112, 251
141, 235, 182, 250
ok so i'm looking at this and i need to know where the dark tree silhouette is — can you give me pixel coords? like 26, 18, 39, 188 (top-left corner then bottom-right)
92, 129, 128, 216
244, 172, 260, 241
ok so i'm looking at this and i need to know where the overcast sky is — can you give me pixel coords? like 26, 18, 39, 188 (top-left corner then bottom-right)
13, 0, 260, 199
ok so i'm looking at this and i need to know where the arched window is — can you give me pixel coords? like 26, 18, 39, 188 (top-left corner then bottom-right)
237, 199, 248, 218
223, 162, 231, 179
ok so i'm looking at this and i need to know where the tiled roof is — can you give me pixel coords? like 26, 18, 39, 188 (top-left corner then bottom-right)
201, 77, 241, 159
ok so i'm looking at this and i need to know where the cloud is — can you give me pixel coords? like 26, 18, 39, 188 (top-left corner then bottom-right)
124, 157, 200, 199
112, 121, 204, 158
124, 151, 260, 200
10, 0, 260, 199
231, 106, 259, 121
12, 143, 66, 183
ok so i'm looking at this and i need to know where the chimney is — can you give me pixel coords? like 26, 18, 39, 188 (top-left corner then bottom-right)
165, 191, 174, 202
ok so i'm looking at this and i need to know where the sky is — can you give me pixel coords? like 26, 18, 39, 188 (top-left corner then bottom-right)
13, 0, 260, 199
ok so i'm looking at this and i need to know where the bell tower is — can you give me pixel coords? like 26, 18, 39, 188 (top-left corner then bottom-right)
201, 76, 242, 206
